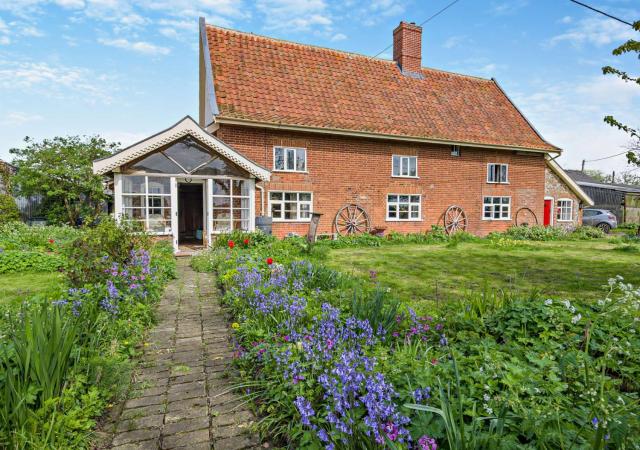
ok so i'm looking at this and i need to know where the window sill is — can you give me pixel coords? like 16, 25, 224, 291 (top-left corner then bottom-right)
272, 219, 312, 223
385, 219, 423, 222
557, 219, 574, 223
482, 217, 512, 221
486, 181, 510, 185
391, 175, 419, 179
272, 170, 309, 174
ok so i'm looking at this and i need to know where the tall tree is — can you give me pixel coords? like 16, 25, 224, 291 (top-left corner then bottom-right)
10, 136, 117, 225
602, 20, 640, 164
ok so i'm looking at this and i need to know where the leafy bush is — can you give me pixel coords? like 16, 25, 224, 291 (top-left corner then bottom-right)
0, 223, 176, 448
494, 225, 568, 241
199, 236, 640, 449
0, 250, 65, 274
0, 221, 81, 251
570, 225, 607, 240
64, 216, 150, 286
0, 195, 19, 224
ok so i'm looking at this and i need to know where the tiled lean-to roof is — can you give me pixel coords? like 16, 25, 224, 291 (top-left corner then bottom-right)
204, 23, 559, 153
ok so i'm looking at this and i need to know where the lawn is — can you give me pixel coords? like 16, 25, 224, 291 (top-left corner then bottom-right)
0, 271, 66, 309
326, 240, 640, 305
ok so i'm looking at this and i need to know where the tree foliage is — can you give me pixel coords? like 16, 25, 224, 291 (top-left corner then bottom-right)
10, 136, 117, 225
0, 194, 20, 224
602, 20, 640, 165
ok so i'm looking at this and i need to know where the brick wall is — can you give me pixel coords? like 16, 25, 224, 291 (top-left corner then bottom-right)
216, 124, 552, 238
545, 167, 582, 230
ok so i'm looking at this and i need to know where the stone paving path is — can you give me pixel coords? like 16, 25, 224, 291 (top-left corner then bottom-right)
98, 258, 263, 450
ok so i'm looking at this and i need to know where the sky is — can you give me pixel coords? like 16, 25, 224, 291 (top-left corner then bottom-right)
0, 0, 638, 177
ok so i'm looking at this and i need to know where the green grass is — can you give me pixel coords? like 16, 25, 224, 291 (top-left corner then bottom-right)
0, 272, 66, 309
327, 240, 640, 307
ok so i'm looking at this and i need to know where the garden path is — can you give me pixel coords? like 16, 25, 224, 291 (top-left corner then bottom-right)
99, 258, 263, 450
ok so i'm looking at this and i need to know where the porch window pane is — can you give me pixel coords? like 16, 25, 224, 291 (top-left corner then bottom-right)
193, 157, 246, 176
212, 179, 230, 196
123, 196, 144, 208
122, 176, 145, 194
213, 197, 231, 207
123, 208, 146, 220
147, 177, 170, 195
148, 219, 171, 233
131, 152, 183, 174
213, 209, 231, 220
233, 180, 249, 197
213, 220, 231, 232
163, 140, 212, 172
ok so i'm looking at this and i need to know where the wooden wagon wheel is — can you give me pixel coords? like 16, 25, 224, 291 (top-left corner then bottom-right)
515, 207, 538, 226
443, 205, 468, 235
334, 204, 371, 236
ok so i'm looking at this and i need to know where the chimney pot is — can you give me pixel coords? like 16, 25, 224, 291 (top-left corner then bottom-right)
393, 21, 422, 73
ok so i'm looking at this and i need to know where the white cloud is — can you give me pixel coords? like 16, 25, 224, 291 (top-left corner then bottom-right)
559, 15, 572, 24
330, 32, 346, 42
491, 0, 528, 15
443, 35, 467, 49
98, 37, 170, 55
512, 76, 640, 172
20, 25, 44, 37
1, 111, 43, 126
54, 0, 85, 8
256, 0, 332, 32
549, 14, 638, 47
0, 36, 9, 45
0, 59, 115, 103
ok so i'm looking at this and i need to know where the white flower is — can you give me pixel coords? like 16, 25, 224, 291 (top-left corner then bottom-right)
484, 405, 493, 415
571, 314, 582, 324
483, 393, 491, 402
544, 299, 553, 306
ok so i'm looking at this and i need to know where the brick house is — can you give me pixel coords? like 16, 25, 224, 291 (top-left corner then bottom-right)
94, 19, 591, 252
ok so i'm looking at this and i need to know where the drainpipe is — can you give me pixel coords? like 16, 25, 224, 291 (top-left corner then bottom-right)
256, 183, 265, 216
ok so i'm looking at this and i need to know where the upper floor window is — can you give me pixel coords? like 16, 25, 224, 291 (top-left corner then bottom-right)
556, 199, 573, 222
392, 155, 417, 178
274, 147, 306, 172
487, 163, 508, 183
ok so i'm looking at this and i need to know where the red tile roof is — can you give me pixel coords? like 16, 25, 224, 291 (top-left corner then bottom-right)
205, 25, 558, 152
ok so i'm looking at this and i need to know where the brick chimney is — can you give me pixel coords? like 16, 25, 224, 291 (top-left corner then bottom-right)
393, 21, 422, 73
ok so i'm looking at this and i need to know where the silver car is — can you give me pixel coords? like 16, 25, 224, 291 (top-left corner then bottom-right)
582, 208, 618, 233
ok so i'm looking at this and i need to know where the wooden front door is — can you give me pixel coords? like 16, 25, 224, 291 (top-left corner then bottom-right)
543, 199, 552, 227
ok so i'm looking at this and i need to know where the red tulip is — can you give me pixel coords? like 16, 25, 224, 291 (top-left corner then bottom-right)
243, 238, 250, 246
266, 257, 273, 265
48, 239, 54, 244
228, 240, 235, 249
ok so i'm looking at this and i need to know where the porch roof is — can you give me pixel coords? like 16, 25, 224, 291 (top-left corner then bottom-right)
93, 116, 271, 181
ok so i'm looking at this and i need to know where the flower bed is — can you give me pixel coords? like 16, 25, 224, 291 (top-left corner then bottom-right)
194, 233, 640, 449
0, 220, 176, 448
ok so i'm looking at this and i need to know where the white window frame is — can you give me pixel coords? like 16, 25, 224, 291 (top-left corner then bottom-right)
210, 178, 252, 234
556, 198, 573, 222
273, 146, 307, 173
487, 163, 509, 184
386, 194, 422, 221
391, 155, 418, 178
269, 191, 313, 222
119, 175, 172, 235
482, 196, 511, 221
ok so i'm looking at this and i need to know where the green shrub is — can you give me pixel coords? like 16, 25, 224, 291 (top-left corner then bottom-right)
0, 221, 81, 251
64, 216, 150, 286
570, 225, 606, 240
0, 250, 65, 274
495, 225, 568, 241
0, 195, 19, 224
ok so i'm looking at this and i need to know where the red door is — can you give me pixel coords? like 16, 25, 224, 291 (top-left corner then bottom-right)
543, 199, 552, 226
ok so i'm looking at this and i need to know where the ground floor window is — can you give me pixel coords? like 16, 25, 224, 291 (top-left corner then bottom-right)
556, 199, 573, 222
483, 196, 511, 220
387, 194, 421, 220
212, 179, 250, 232
121, 175, 171, 232
269, 191, 312, 221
